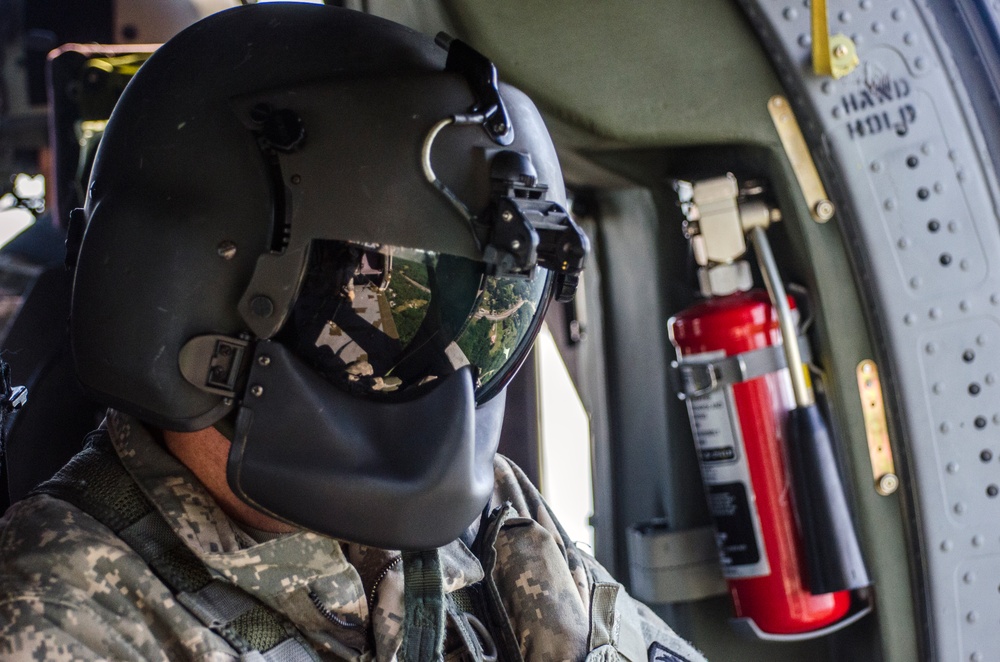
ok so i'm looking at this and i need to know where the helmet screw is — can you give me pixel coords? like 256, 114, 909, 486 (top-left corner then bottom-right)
222, 397, 234, 406
290, 174, 301, 185
257, 355, 271, 367
493, 122, 507, 134
250, 385, 264, 397
250, 295, 274, 318
501, 211, 513, 222
217, 241, 237, 260
510, 240, 521, 250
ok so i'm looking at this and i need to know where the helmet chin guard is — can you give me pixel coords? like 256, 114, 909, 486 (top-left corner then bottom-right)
228, 340, 502, 549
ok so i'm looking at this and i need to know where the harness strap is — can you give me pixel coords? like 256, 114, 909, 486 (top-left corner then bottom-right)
32, 430, 319, 662
399, 549, 446, 662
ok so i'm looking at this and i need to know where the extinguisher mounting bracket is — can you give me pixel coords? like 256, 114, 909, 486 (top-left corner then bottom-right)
674, 336, 812, 399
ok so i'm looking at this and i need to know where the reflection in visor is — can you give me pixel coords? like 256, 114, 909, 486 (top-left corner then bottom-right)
281, 240, 550, 402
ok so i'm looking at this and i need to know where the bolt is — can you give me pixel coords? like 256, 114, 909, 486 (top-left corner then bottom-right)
217, 241, 237, 260
502, 211, 513, 222
222, 397, 234, 406
250, 385, 264, 397
833, 44, 849, 58
257, 355, 271, 367
981, 449, 993, 462
964, 350, 976, 362
814, 199, 835, 220
878, 473, 899, 495
970, 383, 982, 396
928, 219, 941, 232
976, 416, 988, 429
492, 122, 507, 134
988, 485, 999, 498
510, 240, 521, 251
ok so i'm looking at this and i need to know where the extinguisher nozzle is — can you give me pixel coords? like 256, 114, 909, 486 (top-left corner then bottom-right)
787, 403, 871, 594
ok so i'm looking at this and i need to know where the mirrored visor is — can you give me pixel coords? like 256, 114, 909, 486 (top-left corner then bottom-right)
277, 239, 552, 403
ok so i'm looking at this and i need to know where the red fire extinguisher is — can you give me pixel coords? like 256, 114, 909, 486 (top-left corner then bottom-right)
667, 174, 868, 637
670, 290, 851, 634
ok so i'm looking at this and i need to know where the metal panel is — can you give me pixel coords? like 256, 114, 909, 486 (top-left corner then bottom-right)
738, 1, 1000, 659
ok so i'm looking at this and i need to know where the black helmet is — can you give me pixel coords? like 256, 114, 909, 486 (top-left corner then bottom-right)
69, 4, 587, 549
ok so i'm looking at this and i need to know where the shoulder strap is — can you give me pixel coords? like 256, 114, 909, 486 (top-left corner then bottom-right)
33, 430, 320, 662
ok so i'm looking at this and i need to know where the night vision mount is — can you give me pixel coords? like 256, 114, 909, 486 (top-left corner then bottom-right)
425, 36, 589, 303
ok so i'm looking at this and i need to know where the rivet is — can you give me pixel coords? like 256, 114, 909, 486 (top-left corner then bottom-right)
510, 240, 521, 250
932, 382, 943, 394
960, 300, 970, 312
898, 237, 911, 249
502, 211, 513, 222
988, 485, 999, 498
903, 32, 916, 45
799, 34, 812, 48
784, 7, 799, 20
217, 241, 237, 260
918, 187, 930, 200
929, 307, 942, 320
922, 142, 933, 155
948, 220, 961, 232
976, 416, 988, 429
915, 57, 928, 71
967, 611, 979, 624
941, 422, 952, 433
860, 0, 872, 9
910, 276, 922, 289
833, 43, 849, 58
904, 313, 916, 325
940, 253, 952, 266
973, 534, 985, 546
928, 219, 941, 232
892, 8, 906, 21
964, 571, 976, 584
981, 449, 993, 462
942, 539, 953, 551
955, 502, 966, 514
257, 355, 271, 367
250, 296, 274, 318
872, 21, 884, 34
906, 155, 919, 168
290, 174, 302, 185
987, 373, 996, 385
947, 461, 960, 474
925, 342, 937, 354
970, 383, 982, 396
978, 334, 988, 346
964, 350, 976, 362
250, 384, 264, 397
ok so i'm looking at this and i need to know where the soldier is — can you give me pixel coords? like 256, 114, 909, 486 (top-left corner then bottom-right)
0, 5, 705, 661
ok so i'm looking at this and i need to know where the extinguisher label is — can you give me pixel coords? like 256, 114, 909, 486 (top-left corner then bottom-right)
684, 353, 770, 579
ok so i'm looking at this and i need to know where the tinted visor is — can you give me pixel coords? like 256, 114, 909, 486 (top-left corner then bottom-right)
279, 240, 552, 403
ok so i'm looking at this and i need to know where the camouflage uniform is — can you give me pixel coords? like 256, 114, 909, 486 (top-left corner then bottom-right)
0, 410, 705, 661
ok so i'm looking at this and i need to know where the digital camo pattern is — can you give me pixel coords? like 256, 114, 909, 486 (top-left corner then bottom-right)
0, 412, 704, 661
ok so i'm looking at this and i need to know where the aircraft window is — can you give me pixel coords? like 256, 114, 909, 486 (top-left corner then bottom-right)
537, 323, 594, 549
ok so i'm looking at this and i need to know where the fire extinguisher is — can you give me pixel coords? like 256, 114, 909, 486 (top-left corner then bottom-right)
669, 175, 869, 637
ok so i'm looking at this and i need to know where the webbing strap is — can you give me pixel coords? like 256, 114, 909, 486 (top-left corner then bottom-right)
32, 430, 318, 661
399, 549, 445, 662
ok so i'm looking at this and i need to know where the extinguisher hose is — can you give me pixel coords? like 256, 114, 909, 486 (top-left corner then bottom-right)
748, 226, 813, 407
748, 226, 871, 594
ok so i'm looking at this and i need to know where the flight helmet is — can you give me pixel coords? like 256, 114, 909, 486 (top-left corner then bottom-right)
69, 4, 587, 549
